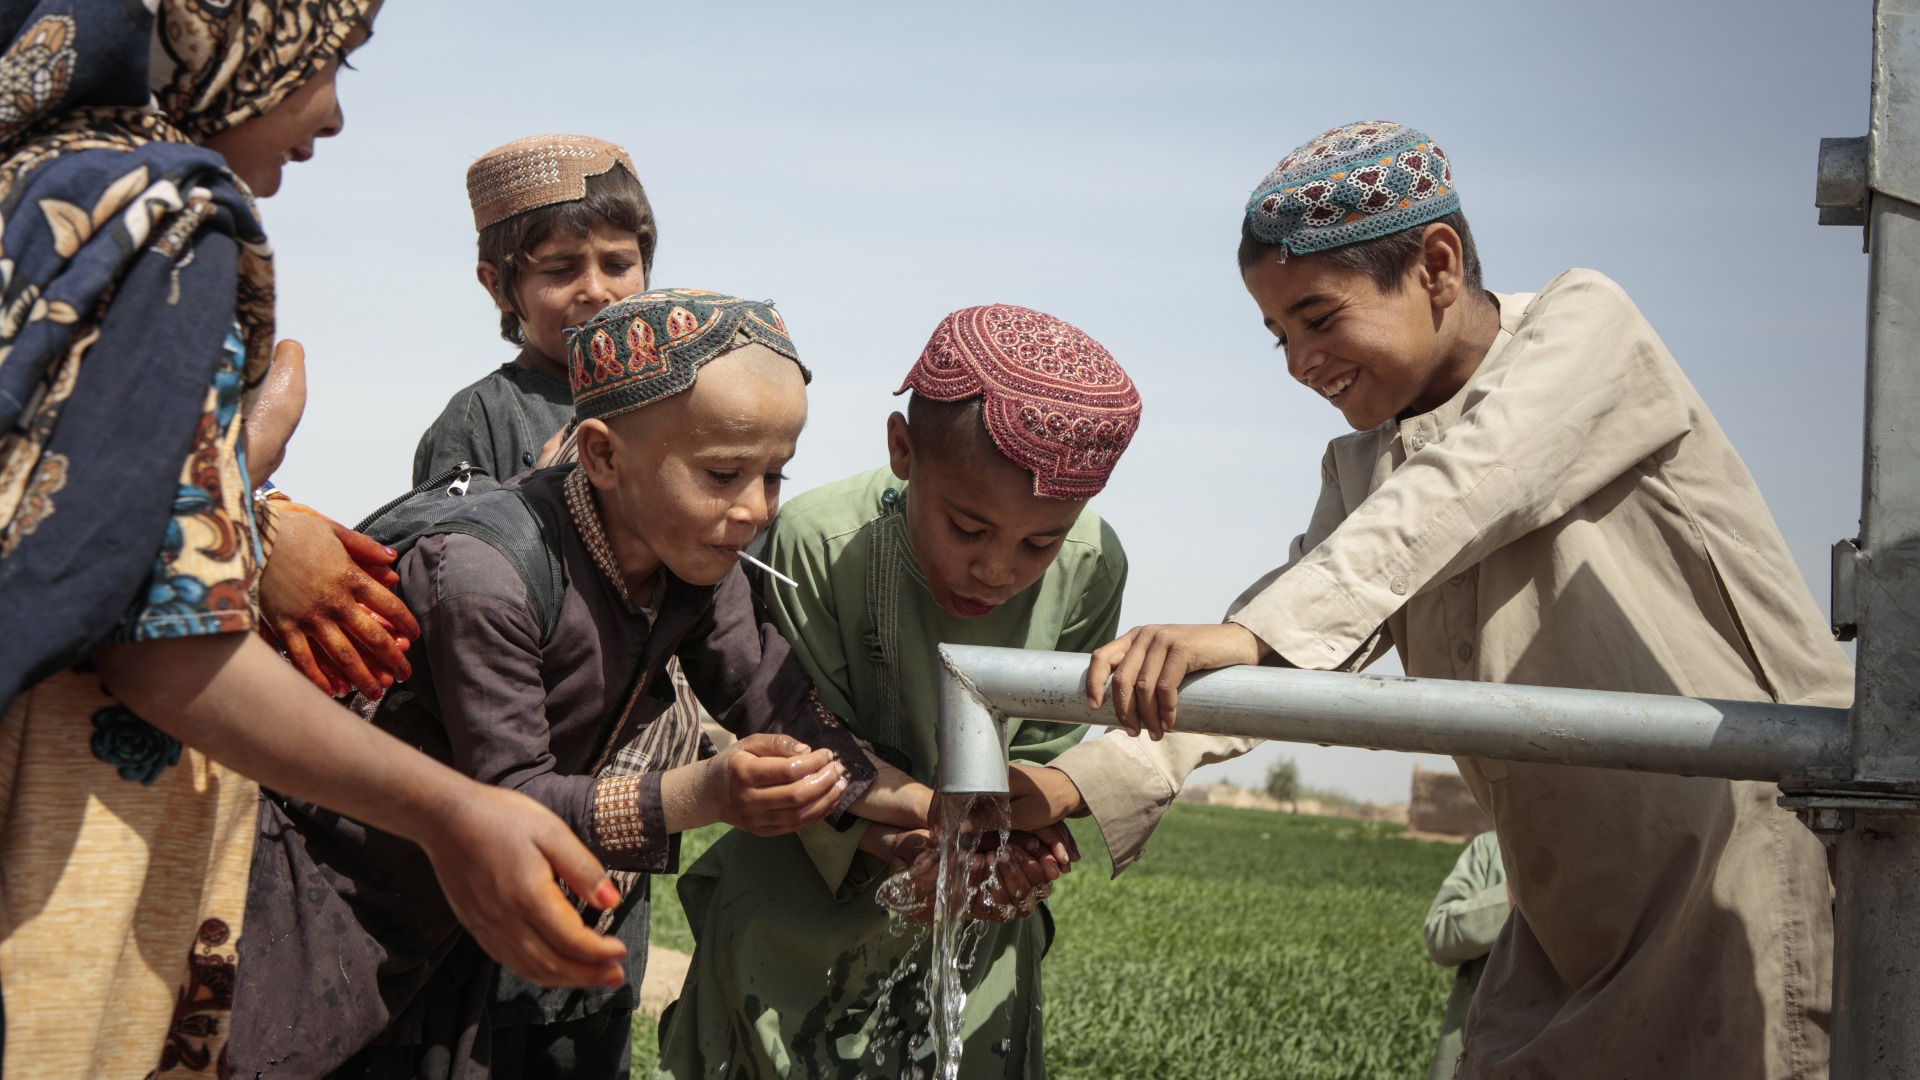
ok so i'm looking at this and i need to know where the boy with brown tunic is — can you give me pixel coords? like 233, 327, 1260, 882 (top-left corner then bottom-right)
1085, 121, 1849, 1079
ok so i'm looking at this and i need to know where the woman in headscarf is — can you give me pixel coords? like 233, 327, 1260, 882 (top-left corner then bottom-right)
0, 3, 629, 1075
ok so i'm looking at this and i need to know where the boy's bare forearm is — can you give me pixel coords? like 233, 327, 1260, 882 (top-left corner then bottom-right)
93, 633, 465, 845
849, 753, 933, 828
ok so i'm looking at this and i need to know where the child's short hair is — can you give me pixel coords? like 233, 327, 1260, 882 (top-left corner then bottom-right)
1238, 120, 1482, 293
469, 135, 658, 345
1236, 208, 1484, 293
905, 392, 994, 461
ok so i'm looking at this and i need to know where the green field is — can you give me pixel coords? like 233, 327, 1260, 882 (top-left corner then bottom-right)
636, 804, 1465, 1079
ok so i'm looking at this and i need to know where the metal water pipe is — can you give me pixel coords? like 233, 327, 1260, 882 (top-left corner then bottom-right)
932, 646, 1851, 794
934, 2, 1920, 1074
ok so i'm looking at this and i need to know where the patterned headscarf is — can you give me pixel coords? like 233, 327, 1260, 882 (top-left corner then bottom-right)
149, 0, 374, 143
568, 289, 807, 423
896, 304, 1141, 500
467, 134, 639, 231
1245, 120, 1459, 254
0, 0, 370, 708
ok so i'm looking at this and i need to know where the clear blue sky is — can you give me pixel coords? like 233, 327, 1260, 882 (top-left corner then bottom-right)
267, 0, 1874, 801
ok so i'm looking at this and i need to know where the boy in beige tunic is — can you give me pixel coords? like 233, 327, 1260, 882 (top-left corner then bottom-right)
1082, 120, 1850, 1079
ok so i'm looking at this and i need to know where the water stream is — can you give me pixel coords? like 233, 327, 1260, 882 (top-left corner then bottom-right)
876, 790, 1020, 1080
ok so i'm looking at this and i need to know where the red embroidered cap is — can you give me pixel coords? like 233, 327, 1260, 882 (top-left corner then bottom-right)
896, 305, 1141, 500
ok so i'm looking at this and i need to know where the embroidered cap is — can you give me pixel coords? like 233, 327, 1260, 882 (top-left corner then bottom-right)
467, 134, 638, 230
1245, 120, 1458, 254
896, 305, 1141, 500
568, 289, 807, 423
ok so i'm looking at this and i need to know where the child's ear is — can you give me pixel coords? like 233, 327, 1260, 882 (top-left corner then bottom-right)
475, 262, 515, 315
886, 412, 913, 483
1418, 223, 1466, 310
576, 420, 618, 490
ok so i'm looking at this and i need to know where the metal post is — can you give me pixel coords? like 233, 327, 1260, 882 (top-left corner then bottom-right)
1801, 3, 1920, 1074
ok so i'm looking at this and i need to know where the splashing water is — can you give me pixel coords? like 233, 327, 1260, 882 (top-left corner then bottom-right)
878, 791, 1020, 1080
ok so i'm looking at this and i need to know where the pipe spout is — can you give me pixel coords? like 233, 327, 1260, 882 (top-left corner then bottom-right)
935, 644, 1010, 795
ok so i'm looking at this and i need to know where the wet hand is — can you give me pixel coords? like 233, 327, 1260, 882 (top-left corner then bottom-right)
420, 782, 627, 989
259, 503, 420, 699
969, 830, 1066, 921
710, 733, 849, 836
1085, 623, 1269, 739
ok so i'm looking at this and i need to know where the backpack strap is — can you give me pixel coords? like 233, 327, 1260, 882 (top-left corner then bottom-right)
429, 487, 568, 648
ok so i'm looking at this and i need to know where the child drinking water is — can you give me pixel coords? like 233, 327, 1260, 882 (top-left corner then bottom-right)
1087, 120, 1850, 1079
659, 304, 1141, 1078
231, 291, 878, 1078
413, 134, 655, 485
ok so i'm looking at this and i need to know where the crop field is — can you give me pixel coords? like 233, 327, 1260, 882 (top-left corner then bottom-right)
635, 804, 1466, 1079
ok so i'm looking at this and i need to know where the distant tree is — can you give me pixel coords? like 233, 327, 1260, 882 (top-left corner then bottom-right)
1265, 756, 1300, 812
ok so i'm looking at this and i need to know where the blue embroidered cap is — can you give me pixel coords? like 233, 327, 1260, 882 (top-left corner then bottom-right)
1245, 120, 1459, 254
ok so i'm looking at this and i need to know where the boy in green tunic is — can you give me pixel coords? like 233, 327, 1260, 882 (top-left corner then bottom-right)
659, 304, 1144, 1078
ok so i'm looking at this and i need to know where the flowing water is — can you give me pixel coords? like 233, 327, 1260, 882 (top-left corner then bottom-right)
876, 790, 1019, 1080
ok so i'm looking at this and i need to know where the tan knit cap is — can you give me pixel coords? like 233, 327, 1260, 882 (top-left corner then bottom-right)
466, 134, 638, 230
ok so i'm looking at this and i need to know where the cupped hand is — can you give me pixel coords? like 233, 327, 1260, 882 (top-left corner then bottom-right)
244, 339, 308, 489
713, 733, 850, 836
259, 503, 420, 698
418, 782, 627, 989
1084, 623, 1269, 739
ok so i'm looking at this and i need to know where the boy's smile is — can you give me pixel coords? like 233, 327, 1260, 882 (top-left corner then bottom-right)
1242, 225, 1490, 432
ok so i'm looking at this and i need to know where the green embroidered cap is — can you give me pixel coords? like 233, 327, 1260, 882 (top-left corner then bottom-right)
567, 289, 807, 422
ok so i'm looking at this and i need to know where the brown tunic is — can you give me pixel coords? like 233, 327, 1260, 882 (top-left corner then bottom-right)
230, 466, 872, 1079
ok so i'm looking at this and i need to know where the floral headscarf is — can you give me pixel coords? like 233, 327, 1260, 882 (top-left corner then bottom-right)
0, 0, 371, 709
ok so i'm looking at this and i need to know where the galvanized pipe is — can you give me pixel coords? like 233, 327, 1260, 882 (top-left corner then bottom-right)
933, 644, 1852, 793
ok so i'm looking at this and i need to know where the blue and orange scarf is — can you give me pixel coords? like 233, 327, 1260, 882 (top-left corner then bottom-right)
0, 0, 364, 710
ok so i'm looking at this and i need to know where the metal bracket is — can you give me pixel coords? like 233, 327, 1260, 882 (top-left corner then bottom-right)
1833, 537, 1862, 641
1778, 791, 1920, 837
1818, 136, 1870, 227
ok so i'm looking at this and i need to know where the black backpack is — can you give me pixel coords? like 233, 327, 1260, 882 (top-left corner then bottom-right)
352, 461, 567, 647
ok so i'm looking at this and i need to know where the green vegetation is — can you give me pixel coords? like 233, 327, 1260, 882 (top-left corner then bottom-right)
636, 804, 1464, 1079
1265, 756, 1301, 808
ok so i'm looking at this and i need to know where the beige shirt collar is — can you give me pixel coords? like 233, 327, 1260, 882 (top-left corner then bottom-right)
1394, 291, 1531, 455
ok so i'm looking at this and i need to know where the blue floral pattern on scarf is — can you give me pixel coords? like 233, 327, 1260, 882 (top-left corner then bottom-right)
114, 325, 260, 643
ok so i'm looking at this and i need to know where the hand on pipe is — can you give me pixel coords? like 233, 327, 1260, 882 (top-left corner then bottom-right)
1084, 622, 1270, 739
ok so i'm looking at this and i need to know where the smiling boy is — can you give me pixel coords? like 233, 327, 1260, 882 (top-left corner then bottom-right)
413, 134, 654, 485
233, 291, 877, 1079
1088, 121, 1850, 1079
659, 305, 1141, 1079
